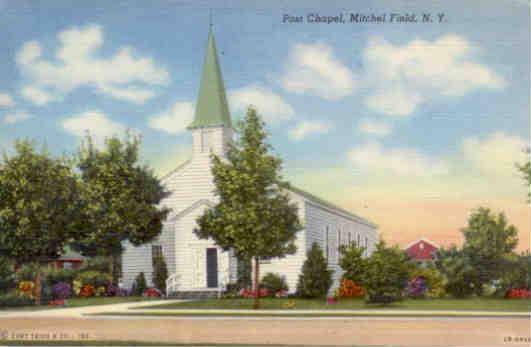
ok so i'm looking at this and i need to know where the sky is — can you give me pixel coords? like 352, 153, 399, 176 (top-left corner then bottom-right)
0, 0, 529, 251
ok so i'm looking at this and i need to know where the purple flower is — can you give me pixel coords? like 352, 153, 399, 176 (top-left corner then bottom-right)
52, 282, 72, 300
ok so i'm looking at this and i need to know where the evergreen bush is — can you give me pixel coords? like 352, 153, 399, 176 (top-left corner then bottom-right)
152, 255, 168, 294
260, 273, 288, 296
296, 242, 332, 298
0, 257, 15, 294
131, 272, 147, 296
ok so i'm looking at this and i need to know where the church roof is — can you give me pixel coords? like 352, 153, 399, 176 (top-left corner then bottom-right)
188, 27, 232, 129
288, 185, 377, 228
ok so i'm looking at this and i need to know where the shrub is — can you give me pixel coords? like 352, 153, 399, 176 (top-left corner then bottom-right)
17, 281, 34, 298
239, 287, 269, 298
79, 284, 95, 298
337, 279, 364, 298
144, 287, 162, 298
409, 266, 445, 298
296, 243, 332, 298
105, 284, 130, 297
364, 241, 410, 304
46, 268, 77, 286
506, 288, 531, 299
152, 255, 168, 295
260, 273, 288, 297
437, 249, 477, 298
15, 263, 38, 282
131, 272, 147, 296
339, 243, 367, 284
0, 292, 34, 307
75, 271, 110, 288
94, 286, 106, 297
407, 277, 427, 298
0, 257, 15, 294
52, 282, 72, 300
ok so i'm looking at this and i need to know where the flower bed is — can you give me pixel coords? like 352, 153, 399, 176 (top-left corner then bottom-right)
506, 288, 531, 299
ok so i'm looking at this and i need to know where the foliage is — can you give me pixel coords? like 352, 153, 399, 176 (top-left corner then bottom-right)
52, 282, 72, 299
409, 266, 445, 298
336, 279, 364, 298
239, 287, 270, 298
80, 256, 112, 274
0, 140, 86, 304
260, 273, 289, 297
79, 284, 95, 298
461, 207, 518, 294
71, 134, 170, 282
436, 247, 477, 298
75, 271, 110, 288
0, 256, 15, 294
339, 242, 367, 284
143, 287, 162, 298
296, 242, 332, 298
505, 288, 531, 299
152, 255, 168, 295
0, 291, 34, 307
407, 277, 427, 298
363, 241, 410, 304
17, 281, 34, 298
516, 148, 530, 201
194, 107, 302, 308
45, 268, 77, 286
105, 284, 130, 297
15, 263, 38, 282
73, 280, 82, 296
131, 272, 147, 296
495, 252, 531, 295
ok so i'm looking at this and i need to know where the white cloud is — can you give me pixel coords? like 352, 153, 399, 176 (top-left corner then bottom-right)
21, 86, 56, 105
2, 111, 31, 124
62, 110, 127, 147
363, 35, 506, 117
288, 120, 333, 141
349, 142, 449, 177
148, 101, 195, 134
0, 93, 15, 107
281, 42, 355, 100
17, 24, 169, 105
358, 119, 392, 137
229, 86, 294, 123
462, 132, 528, 176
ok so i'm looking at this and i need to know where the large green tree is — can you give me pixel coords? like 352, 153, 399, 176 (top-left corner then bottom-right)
194, 107, 302, 309
363, 241, 411, 303
436, 246, 478, 298
0, 140, 85, 304
461, 207, 518, 293
72, 135, 170, 282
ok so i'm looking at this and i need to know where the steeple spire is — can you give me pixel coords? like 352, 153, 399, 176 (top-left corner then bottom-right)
188, 26, 232, 129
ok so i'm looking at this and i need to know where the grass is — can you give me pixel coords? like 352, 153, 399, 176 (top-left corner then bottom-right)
138, 297, 531, 312
0, 296, 149, 311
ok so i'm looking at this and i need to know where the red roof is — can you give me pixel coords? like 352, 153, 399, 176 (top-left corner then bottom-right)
405, 238, 439, 261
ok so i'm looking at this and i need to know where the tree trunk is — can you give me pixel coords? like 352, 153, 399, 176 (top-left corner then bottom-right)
253, 257, 260, 309
34, 265, 42, 306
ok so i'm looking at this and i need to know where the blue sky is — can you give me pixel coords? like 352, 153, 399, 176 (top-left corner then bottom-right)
0, 0, 529, 249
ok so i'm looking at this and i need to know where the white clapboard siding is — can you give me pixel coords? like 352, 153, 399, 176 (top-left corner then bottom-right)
173, 200, 230, 290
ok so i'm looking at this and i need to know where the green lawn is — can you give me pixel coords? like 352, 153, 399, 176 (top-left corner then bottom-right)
140, 297, 531, 311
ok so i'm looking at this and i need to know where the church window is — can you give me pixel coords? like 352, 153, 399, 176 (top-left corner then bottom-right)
337, 229, 341, 256
357, 233, 360, 247
348, 232, 352, 245
364, 237, 368, 256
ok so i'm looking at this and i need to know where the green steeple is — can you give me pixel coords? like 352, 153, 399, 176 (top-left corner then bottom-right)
188, 27, 232, 129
